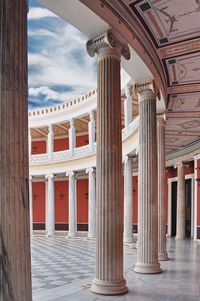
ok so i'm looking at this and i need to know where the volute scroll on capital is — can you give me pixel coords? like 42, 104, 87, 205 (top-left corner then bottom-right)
86, 167, 95, 174
157, 112, 167, 124
174, 162, 188, 169
86, 29, 130, 60
66, 171, 75, 178
134, 80, 161, 101
45, 173, 54, 180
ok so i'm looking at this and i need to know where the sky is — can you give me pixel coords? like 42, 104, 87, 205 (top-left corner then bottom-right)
28, 0, 130, 109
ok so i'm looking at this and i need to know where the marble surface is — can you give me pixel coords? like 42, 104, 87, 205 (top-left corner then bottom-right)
31, 237, 200, 301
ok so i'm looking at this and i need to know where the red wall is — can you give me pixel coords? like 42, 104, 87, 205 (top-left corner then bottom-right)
77, 179, 88, 223
32, 140, 46, 154
55, 181, 68, 223
76, 134, 89, 147
54, 138, 69, 152
33, 182, 45, 222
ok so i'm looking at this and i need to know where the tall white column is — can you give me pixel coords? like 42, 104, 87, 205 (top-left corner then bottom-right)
89, 110, 95, 149
86, 167, 96, 238
66, 171, 77, 237
123, 156, 134, 243
28, 128, 32, 159
124, 83, 132, 128
157, 113, 168, 261
175, 162, 185, 239
69, 119, 76, 151
47, 124, 54, 159
134, 82, 162, 274
87, 29, 130, 295
45, 174, 55, 236
29, 176, 33, 236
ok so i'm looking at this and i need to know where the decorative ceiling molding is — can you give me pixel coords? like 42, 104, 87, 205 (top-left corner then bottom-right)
132, 0, 200, 47
159, 38, 200, 58
166, 52, 200, 86
167, 84, 200, 94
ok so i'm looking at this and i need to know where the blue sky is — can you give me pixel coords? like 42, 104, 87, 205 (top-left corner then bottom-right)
28, 0, 130, 109
28, 0, 97, 109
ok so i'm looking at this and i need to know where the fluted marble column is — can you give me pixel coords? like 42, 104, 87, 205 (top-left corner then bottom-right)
175, 162, 185, 239
47, 124, 54, 159
69, 119, 76, 152
29, 176, 33, 236
134, 82, 162, 274
45, 174, 55, 236
123, 156, 134, 243
89, 111, 95, 148
87, 29, 130, 295
0, 1, 32, 300
66, 171, 77, 237
124, 83, 132, 128
157, 114, 168, 261
86, 168, 96, 238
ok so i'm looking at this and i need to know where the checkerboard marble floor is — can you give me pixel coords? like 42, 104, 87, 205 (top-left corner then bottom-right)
31, 236, 200, 301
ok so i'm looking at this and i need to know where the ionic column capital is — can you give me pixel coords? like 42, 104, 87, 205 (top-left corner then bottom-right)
157, 112, 166, 125
123, 155, 132, 164
134, 80, 160, 101
125, 82, 132, 98
86, 167, 95, 174
70, 119, 75, 127
45, 173, 54, 180
174, 162, 184, 169
48, 124, 53, 133
66, 171, 75, 177
89, 110, 95, 121
86, 29, 130, 60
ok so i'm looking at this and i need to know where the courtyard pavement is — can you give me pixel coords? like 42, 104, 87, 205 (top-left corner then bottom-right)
31, 236, 200, 301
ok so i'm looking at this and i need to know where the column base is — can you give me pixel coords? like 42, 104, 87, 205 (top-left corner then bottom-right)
67, 233, 76, 238
158, 252, 169, 261
86, 234, 96, 240
46, 232, 55, 237
91, 278, 128, 295
175, 236, 185, 240
123, 237, 134, 244
134, 262, 162, 274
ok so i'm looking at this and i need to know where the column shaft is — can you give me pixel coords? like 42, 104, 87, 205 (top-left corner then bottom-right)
89, 111, 95, 148
157, 115, 168, 260
46, 174, 55, 236
91, 46, 127, 294
68, 172, 76, 237
176, 163, 185, 239
69, 119, 76, 151
124, 84, 132, 128
87, 168, 96, 238
134, 88, 162, 274
123, 157, 134, 243
0, 1, 32, 300
47, 124, 54, 158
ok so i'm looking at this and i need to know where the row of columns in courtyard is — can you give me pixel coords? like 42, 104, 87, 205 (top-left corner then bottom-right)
28, 84, 133, 158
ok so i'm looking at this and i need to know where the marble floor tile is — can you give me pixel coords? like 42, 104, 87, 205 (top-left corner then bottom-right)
31, 236, 200, 301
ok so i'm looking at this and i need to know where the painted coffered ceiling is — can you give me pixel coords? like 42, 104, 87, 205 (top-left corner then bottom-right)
37, 0, 200, 156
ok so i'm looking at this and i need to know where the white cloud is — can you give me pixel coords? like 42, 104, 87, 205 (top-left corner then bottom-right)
28, 7, 58, 20
28, 22, 97, 91
28, 11, 131, 108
